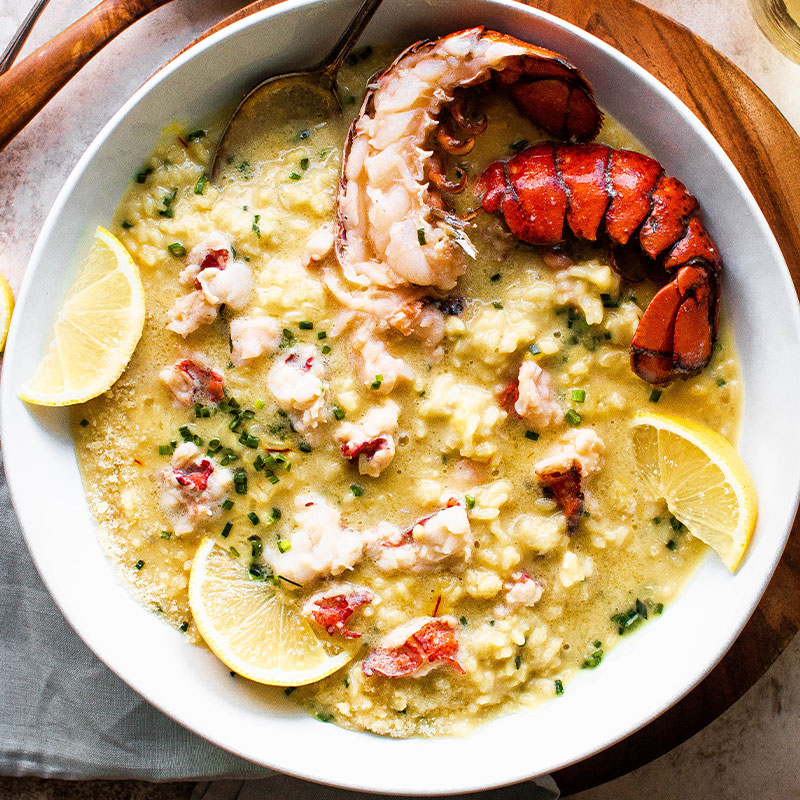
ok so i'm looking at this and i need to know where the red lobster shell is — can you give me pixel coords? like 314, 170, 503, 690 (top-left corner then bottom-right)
477, 143, 721, 385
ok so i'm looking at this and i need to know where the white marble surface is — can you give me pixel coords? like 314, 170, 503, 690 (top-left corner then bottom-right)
0, 0, 798, 796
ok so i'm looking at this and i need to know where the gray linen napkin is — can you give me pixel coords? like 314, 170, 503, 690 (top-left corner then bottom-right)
0, 439, 558, 798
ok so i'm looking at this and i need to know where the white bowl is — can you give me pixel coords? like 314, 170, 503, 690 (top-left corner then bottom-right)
4, 0, 800, 793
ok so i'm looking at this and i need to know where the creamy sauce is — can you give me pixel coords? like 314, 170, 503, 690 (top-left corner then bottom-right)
72, 48, 742, 737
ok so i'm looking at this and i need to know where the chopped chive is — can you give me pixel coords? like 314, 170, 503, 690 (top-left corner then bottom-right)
716, 377, 727, 386
417, 228, 426, 245
493, 301, 504, 309
178, 425, 192, 441
528, 342, 541, 356
321, 344, 331, 354
317, 331, 327, 340
229, 546, 240, 558
207, 438, 222, 453
555, 679, 564, 696
525, 430, 540, 441
655, 603, 665, 615
158, 444, 172, 456
284, 686, 297, 695
289, 171, 301, 181
600, 293, 618, 308
649, 389, 663, 403
179, 621, 188, 633
635, 599, 648, 620
460, 616, 468, 626
221, 520, 233, 538
192, 434, 204, 447
465, 495, 476, 510
652, 517, 661, 525
194, 173, 209, 195
120, 221, 133, 230
158, 187, 178, 217
167, 242, 186, 258
298, 129, 310, 140
254, 399, 265, 410
220, 451, 238, 466
571, 389, 586, 403
565, 409, 582, 427
666, 539, 678, 550
248, 512, 260, 526
135, 167, 153, 184
299, 321, 313, 330
298, 442, 312, 453
229, 415, 243, 431
247, 535, 263, 559
350, 483, 364, 497
268, 475, 279, 484
160, 530, 172, 540
239, 432, 259, 449
253, 454, 266, 471
510, 139, 529, 152
248, 564, 266, 581
370, 374, 383, 391
300, 158, 309, 170
270, 507, 282, 522
134, 559, 145, 570
332, 406, 345, 420
241, 409, 255, 419
670, 516, 685, 532
490, 273, 501, 282
222, 499, 234, 511
233, 470, 248, 495
252, 214, 261, 238
277, 539, 291, 553
515, 655, 522, 670
187, 129, 206, 141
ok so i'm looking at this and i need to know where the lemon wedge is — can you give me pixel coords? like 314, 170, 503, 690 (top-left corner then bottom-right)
188, 537, 353, 686
0, 271, 15, 353
18, 226, 145, 406
631, 411, 758, 571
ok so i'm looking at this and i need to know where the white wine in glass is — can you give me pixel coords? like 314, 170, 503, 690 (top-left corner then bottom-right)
750, 0, 800, 62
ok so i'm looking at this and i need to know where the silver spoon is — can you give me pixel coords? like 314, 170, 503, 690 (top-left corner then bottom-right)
210, 0, 385, 183
0, 0, 53, 75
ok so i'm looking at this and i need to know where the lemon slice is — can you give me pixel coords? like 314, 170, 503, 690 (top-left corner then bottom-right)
18, 226, 145, 406
0, 271, 15, 353
188, 537, 352, 686
631, 411, 758, 571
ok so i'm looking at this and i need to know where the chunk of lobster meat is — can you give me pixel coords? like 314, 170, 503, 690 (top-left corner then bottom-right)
503, 361, 564, 428
334, 400, 400, 478
351, 328, 414, 394
167, 233, 253, 336
302, 583, 374, 638
271, 494, 365, 586
229, 315, 281, 366
302, 223, 335, 267
166, 290, 217, 337
534, 429, 605, 535
337, 28, 601, 294
178, 232, 233, 284
505, 572, 545, 608
361, 616, 465, 678
196, 259, 252, 309
159, 358, 225, 407
266, 345, 328, 440
159, 442, 232, 534
368, 496, 472, 572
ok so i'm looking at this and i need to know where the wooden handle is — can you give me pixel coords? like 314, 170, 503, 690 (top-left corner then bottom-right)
0, 0, 174, 152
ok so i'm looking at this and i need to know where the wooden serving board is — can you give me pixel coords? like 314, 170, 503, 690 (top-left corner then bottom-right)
197, 1, 800, 794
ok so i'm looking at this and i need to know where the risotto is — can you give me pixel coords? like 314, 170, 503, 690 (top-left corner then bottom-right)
72, 41, 742, 737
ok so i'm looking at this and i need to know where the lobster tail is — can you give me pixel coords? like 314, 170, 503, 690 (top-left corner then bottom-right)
477, 143, 722, 385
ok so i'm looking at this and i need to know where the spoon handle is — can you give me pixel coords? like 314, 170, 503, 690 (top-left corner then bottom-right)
320, 0, 386, 77
0, 0, 54, 76
0, 0, 174, 152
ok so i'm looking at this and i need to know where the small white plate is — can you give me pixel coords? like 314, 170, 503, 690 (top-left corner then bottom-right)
4, 0, 800, 793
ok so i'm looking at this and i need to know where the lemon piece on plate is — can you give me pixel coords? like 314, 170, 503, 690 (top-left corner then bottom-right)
631, 411, 758, 572
0, 271, 15, 353
188, 537, 352, 686
18, 226, 145, 406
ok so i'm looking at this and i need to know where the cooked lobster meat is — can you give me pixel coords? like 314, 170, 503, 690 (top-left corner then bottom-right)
476, 143, 722, 385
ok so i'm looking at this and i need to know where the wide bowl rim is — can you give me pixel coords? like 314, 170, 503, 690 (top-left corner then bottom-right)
4, 0, 800, 794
